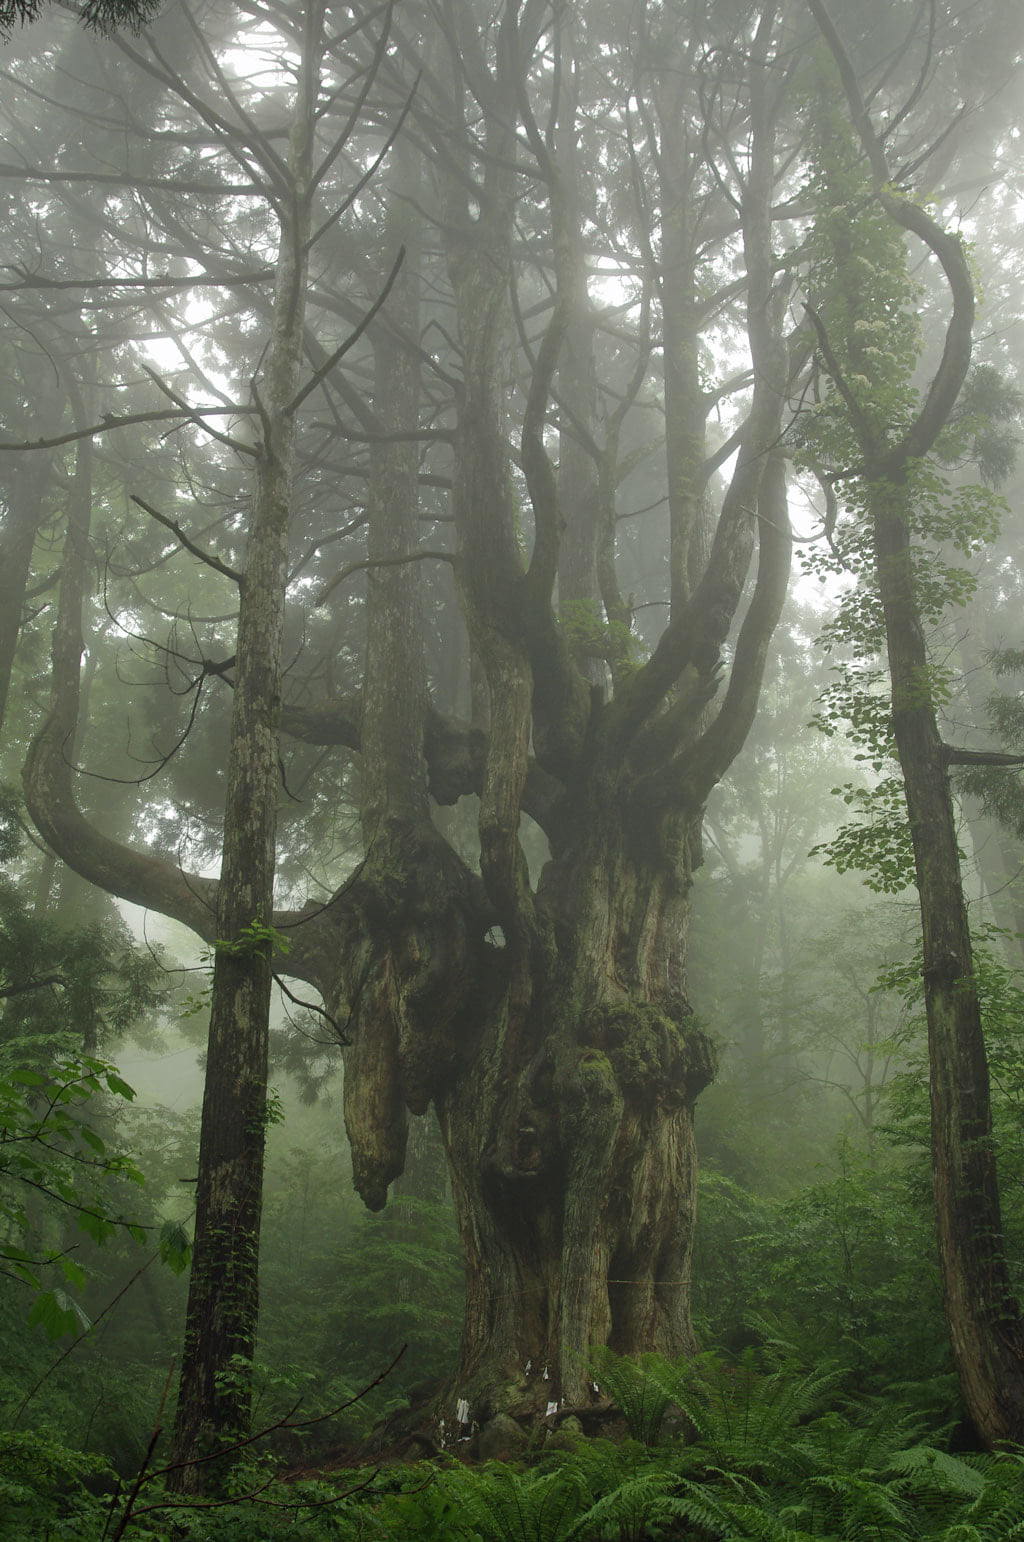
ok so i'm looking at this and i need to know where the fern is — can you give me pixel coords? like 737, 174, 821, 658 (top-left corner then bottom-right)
447, 1464, 590, 1542
802, 1469, 914, 1537
649, 1348, 844, 1478
711, 1500, 823, 1541
889, 1446, 986, 1500
411, 1360, 1024, 1542
928, 1451, 1024, 1541
566, 1469, 685, 1542
588, 1348, 673, 1447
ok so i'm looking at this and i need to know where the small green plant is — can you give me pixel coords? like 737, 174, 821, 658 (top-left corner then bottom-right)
215, 918, 292, 960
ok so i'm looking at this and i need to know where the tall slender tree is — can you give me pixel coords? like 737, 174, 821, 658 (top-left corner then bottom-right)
804, 0, 1024, 1447
166, 0, 327, 1477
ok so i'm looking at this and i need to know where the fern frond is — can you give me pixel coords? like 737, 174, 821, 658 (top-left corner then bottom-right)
888, 1445, 986, 1498
588, 1348, 673, 1447
566, 1470, 680, 1542
805, 1469, 914, 1537
449, 1464, 590, 1542
651, 1348, 844, 1476
712, 1497, 822, 1541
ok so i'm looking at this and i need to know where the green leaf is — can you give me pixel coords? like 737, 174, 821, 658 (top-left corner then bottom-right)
103, 1071, 136, 1101
159, 1218, 193, 1276
29, 1289, 91, 1340
58, 1256, 87, 1291
77, 1208, 115, 1245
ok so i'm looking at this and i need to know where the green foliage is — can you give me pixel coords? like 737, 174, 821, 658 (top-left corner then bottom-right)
159, 1217, 193, 1276
0, 0, 161, 40
0, 1044, 149, 1332
443, 1462, 590, 1542
794, 58, 1008, 913
879, 928, 1024, 1291
935, 363, 1023, 487
365, 1353, 1024, 1542
256, 1109, 462, 1454
953, 649, 1024, 842
743, 1150, 949, 1402
215, 918, 292, 960
810, 776, 917, 892
559, 599, 640, 678
588, 1348, 673, 1448
0, 1428, 122, 1541
7, 1341, 1024, 1542
649, 1347, 845, 1480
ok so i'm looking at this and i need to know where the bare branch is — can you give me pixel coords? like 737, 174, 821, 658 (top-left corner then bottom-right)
130, 496, 244, 587
142, 366, 258, 458
286, 244, 406, 417
0, 406, 255, 453
316, 547, 456, 607
943, 747, 1024, 769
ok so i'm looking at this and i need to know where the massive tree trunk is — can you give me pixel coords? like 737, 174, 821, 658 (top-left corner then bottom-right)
436, 810, 715, 1416
337, 0, 794, 1420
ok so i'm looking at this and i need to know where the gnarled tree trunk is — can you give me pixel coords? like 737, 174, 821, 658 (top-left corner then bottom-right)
436, 812, 715, 1416
21, 0, 800, 1437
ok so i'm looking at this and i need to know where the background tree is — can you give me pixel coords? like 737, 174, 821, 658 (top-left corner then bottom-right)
802, 0, 1024, 1446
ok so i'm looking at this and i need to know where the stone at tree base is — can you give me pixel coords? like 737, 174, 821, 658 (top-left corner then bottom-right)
545, 1415, 584, 1452
478, 1413, 529, 1462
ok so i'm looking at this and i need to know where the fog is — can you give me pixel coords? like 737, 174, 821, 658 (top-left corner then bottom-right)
2, 0, 1024, 1529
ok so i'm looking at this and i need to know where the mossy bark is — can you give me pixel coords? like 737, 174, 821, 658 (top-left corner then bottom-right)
872, 478, 1024, 1447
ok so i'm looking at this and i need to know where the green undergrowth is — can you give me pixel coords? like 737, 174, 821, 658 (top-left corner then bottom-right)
6, 1348, 1024, 1540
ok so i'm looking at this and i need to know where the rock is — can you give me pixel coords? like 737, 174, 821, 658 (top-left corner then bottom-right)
478, 1413, 529, 1462
546, 1415, 584, 1452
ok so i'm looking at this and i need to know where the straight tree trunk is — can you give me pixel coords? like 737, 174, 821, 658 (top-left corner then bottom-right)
871, 475, 1024, 1446
168, 0, 323, 1481
809, 0, 1024, 1447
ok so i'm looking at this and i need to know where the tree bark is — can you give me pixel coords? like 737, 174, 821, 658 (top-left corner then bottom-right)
0, 459, 51, 745
435, 802, 716, 1416
168, 0, 323, 1482
810, 0, 1024, 1447
871, 476, 1024, 1445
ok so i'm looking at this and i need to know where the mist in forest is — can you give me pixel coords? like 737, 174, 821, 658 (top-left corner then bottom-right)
2, 0, 1024, 1532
